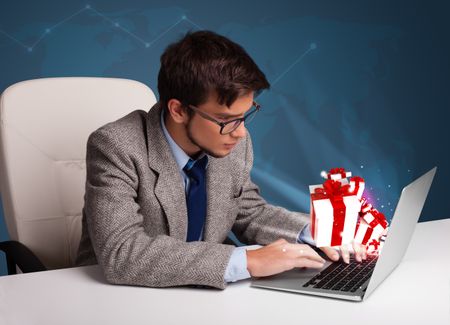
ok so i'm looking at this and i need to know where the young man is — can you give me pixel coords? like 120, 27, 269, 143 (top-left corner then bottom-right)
76, 30, 365, 289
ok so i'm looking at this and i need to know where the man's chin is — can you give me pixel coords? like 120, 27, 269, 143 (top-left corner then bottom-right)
202, 148, 232, 159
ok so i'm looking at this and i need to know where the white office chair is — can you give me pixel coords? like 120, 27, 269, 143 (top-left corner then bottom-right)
0, 77, 157, 274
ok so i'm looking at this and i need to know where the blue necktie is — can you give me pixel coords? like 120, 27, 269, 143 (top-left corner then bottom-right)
184, 155, 208, 242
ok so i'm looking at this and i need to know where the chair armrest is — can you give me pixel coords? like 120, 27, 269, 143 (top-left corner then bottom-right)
0, 240, 47, 275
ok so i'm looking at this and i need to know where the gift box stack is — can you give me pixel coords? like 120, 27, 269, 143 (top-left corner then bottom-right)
354, 197, 389, 252
310, 168, 388, 252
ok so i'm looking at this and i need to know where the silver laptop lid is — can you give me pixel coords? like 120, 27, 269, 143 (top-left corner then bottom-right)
364, 167, 436, 299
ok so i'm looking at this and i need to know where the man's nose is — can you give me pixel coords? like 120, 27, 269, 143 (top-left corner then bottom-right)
230, 122, 247, 139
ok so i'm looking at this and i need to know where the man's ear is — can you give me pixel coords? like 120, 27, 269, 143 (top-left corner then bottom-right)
167, 99, 189, 124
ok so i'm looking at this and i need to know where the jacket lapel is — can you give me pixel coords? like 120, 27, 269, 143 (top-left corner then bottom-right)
146, 103, 188, 241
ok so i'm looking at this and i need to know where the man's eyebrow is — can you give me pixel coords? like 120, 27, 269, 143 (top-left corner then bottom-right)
216, 106, 253, 119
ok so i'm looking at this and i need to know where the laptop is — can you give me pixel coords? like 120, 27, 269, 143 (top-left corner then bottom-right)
251, 167, 437, 301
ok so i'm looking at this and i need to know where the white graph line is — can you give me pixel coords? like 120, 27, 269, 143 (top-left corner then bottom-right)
256, 42, 316, 100
147, 17, 185, 47
30, 6, 90, 49
87, 6, 149, 46
51, 6, 88, 30
0, 5, 313, 96
184, 17, 203, 30
0, 30, 28, 49
271, 43, 316, 87
0, 5, 202, 52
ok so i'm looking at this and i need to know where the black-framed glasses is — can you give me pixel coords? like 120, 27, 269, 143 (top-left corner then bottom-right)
185, 101, 261, 135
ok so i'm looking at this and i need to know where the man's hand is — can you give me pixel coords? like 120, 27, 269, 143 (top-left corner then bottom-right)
246, 239, 326, 277
319, 241, 368, 264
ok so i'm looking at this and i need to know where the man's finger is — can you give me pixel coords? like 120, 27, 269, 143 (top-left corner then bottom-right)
340, 244, 350, 264
352, 241, 367, 261
319, 246, 339, 261
283, 244, 326, 263
353, 242, 362, 262
295, 258, 325, 269
297, 246, 326, 264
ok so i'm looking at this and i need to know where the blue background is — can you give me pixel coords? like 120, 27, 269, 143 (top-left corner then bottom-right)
1, 0, 449, 276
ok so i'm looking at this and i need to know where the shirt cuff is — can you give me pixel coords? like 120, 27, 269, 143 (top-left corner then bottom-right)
224, 246, 252, 283
297, 223, 316, 246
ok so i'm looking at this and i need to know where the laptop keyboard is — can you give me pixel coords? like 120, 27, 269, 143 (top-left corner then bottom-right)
302, 255, 378, 292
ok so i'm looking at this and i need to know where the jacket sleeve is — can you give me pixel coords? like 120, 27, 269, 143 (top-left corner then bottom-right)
83, 128, 235, 289
231, 132, 310, 245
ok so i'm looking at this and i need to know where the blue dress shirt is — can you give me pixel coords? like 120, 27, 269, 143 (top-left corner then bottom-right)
160, 111, 314, 282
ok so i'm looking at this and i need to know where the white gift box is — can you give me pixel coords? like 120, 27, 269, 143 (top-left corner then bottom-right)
354, 212, 386, 245
310, 181, 361, 247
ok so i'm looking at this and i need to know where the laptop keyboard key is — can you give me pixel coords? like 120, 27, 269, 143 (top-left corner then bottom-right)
304, 255, 378, 292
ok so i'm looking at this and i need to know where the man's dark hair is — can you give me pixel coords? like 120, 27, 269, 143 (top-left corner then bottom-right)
158, 30, 270, 109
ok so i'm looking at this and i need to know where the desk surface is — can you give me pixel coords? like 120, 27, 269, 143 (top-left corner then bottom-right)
1, 219, 449, 325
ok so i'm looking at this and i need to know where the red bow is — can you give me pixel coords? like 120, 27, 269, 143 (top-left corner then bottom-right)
370, 209, 388, 229
323, 180, 350, 196
368, 239, 380, 250
329, 167, 347, 175
360, 199, 388, 229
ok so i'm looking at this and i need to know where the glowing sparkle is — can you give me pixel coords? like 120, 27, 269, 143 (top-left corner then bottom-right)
360, 165, 364, 169
388, 184, 391, 188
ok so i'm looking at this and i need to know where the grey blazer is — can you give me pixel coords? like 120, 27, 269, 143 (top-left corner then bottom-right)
76, 102, 309, 289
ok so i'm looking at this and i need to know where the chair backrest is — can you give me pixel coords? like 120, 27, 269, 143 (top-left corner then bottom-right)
0, 77, 156, 269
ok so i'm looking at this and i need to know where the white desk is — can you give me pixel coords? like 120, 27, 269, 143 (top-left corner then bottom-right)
1, 219, 449, 325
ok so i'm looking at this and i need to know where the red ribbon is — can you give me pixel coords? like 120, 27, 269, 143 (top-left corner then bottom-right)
361, 208, 388, 229
359, 220, 374, 245
323, 179, 351, 196
349, 176, 364, 195
328, 168, 348, 179
313, 179, 352, 246
329, 196, 346, 246
311, 199, 317, 238
368, 239, 380, 251
370, 210, 388, 228
351, 176, 364, 183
